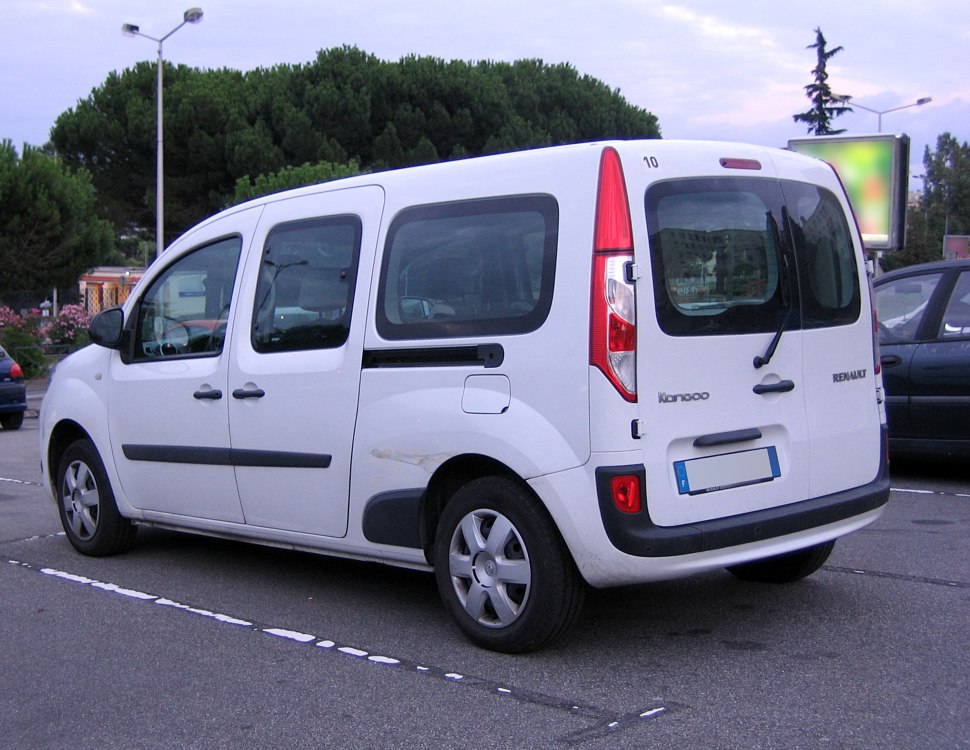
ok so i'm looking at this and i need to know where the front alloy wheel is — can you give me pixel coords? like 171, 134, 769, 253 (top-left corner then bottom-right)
61, 458, 101, 542
55, 439, 136, 556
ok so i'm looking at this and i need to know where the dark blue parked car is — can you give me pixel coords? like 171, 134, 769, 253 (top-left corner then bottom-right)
874, 258, 970, 458
0, 343, 26, 431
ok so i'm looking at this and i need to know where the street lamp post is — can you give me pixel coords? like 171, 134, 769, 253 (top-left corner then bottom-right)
122, 8, 204, 258
847, 96, 932, 133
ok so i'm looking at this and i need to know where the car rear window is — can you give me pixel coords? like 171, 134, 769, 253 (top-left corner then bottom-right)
646, 177, 860, 336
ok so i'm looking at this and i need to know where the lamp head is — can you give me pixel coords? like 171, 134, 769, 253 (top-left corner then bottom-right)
121, 23, 140, 36
184, 7, 203, 23
916, 97, 932, 106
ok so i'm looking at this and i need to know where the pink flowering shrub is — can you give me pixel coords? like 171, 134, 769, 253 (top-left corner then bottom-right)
47, 304, 91, 349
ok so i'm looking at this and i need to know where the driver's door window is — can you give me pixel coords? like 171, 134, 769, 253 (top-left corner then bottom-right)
133, 237, 242, 361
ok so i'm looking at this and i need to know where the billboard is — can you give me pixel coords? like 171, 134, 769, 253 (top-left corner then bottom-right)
788, 134, 910, 251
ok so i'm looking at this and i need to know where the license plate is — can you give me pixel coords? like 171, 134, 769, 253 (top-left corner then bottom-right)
674, 446, 780, 495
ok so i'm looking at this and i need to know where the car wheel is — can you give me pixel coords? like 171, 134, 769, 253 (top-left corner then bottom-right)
726, 540, 836, 583
56, 439, 137, 556
0, 412, 24, 430
434, 476, 585, 653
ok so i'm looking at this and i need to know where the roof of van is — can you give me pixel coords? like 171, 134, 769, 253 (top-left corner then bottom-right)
181, 139, 829, 240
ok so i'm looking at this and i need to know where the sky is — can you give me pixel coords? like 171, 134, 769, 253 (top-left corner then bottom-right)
2, 0, 968, 192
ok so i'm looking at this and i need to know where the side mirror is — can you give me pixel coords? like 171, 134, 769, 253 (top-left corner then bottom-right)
89, 307, 125, 349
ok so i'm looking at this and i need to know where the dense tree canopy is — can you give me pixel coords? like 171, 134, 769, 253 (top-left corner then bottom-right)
51, 46, 660, 246
893, 133, 970, 269
0, 141, 113, 304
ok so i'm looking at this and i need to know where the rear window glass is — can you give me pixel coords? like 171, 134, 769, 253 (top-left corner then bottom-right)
940, 271, 970, 338
252, 216, 361, 353
647, 178, 787, 336
376, 195, 558, 340
781, 181, 860, 328
646, 177, 860, 336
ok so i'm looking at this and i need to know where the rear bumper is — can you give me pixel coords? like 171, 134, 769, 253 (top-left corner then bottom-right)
596, 429, 891, 558
0, 382, 27, 413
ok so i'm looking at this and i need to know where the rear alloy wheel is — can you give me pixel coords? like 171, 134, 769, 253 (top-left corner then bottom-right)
726, 540, 836, 583
56, 439, 136, 556
434, 476, 584, 653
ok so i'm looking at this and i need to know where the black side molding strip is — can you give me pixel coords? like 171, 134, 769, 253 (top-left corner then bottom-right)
122, 444, 331, 469
362, 344, 504, 369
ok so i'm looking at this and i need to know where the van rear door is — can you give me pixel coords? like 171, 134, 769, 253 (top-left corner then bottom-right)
633, 160, 878, 526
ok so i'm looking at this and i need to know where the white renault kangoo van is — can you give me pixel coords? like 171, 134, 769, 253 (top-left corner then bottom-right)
41, 140, 890, 652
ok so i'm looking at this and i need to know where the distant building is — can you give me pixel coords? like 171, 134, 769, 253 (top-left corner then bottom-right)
944, 236, 970, 260
79, 267, 145, 315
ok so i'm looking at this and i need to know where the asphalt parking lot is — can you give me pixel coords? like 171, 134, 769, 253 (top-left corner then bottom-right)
2, 413, 967, 749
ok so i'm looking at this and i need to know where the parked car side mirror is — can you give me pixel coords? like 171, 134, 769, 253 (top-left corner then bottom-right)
89, 307, 126, 349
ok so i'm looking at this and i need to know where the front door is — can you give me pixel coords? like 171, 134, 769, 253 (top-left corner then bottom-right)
106, 221, 256, 521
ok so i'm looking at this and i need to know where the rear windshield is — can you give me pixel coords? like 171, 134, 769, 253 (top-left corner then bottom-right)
646, 177, 860, 336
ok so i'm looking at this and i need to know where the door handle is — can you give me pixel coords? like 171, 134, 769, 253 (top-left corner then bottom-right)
880, 354, 902, 367
193, 389, 223, 400
753, 380, 795, 395
232, 387, 266, 400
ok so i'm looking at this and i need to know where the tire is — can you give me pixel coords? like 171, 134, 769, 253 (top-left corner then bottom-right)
726, 540, 836, 584
1, 411, 24, 430
56, 439, 137, 556
433, 476, 585, 653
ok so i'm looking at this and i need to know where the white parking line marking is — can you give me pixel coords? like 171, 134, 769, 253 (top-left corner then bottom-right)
10, 557, 672, 742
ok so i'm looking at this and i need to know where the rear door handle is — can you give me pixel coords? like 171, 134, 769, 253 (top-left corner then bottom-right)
193, 389, 223, 400
881, 354, 902, 367
232, 387, 266, 400
753, 380, 795, 395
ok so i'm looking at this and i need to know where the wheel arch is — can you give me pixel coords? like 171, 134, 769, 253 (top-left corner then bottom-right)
419, 453, 557, 567
45, 420, 94, 492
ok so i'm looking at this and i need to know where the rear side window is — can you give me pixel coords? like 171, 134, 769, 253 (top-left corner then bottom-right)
781, 182, 860, 328
252, 216, 361, 353
376, 195, 558, 340
940, 271, 970, 338
647, 177, 860, 336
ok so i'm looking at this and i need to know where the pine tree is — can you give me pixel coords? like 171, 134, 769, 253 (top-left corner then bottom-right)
793, 28, 852, 135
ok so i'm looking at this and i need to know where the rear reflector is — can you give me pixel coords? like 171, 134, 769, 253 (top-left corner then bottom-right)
610, 475, 641, 514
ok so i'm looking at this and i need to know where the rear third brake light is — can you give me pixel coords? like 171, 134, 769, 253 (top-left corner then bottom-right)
720, 157, 762, 170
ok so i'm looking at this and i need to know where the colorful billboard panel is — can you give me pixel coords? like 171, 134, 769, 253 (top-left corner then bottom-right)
788, 134, 909, 251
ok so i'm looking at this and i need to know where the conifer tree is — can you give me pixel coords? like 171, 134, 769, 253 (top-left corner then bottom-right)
793, 28, 852, 135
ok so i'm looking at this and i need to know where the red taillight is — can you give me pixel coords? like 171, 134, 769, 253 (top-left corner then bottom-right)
10, 362, 23, 380
610, 475, 641, 514
590, 147, 637, 402
594, 148, 633, 250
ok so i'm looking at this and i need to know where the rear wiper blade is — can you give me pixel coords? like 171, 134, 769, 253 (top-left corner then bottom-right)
753, 307, 791, 369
